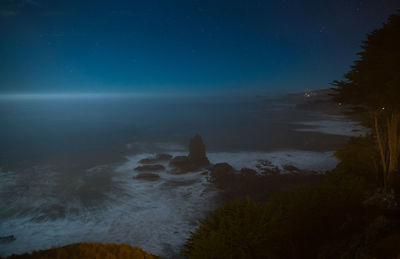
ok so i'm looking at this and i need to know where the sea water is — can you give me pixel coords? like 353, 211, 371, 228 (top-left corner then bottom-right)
0, 93, 362, 257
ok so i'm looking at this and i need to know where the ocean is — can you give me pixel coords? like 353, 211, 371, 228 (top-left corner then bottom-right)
0, 93, 364, 257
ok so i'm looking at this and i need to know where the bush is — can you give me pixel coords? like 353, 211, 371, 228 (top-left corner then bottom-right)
263, 180, 366, 258
182, 177, 367, 259
318, 216, 400, 258
333, 135, 379, 186
182, 198, 272, 259
7, 242, 158, 259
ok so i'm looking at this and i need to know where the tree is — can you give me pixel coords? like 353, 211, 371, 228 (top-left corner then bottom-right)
333, 135, 379, 184
332, 10, 400, 190
182, 179, 366, 258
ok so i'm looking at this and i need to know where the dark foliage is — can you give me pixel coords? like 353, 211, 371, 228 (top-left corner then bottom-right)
183, 167, 400, 258
332, 135, 380, 185
183, 131, 400, 258
182, 172, 373, 258
182, 198, 272, 259
7, 242, 158, 259
332, 10, 400, 111
209, 162, 323, 202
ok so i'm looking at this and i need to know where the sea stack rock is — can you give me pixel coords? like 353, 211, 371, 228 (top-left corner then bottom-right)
169, 134, 210, 172
188, 134, 210, 166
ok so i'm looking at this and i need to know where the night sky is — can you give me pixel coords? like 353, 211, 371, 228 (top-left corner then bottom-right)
0, 0, 399, 94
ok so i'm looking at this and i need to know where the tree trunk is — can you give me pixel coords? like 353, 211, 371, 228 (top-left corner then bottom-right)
374, 111, 400, 190
386, 112, 400, 188
374, 113, 388, 188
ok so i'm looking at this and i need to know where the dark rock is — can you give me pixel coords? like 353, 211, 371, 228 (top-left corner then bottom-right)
157, 153, 173, 160
256, 160, 281, 175
211, 163, 234, 174
239, 168, 258, 177
188, 134, 210, 166
138, 158, 157, 164
170, 155, 189, 165
0, 235, 16, 243
282, 164, 299, 172
169, 155, 190, 169
134, 173, 160, 181
261, 168, 281, 176
256, 159, 273, 167
169, 155, 199, 173
134, 164, 165, 172
169, 135, 210, 173
209, 163, 236, 184
138, 154, 172, 164
201, 171, 209, 175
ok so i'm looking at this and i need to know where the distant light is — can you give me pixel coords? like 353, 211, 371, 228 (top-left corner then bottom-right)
304, 91, 317, 98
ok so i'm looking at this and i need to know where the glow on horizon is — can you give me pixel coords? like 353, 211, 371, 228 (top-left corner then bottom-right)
0, 92, 189, 100
0, 89, 283, 100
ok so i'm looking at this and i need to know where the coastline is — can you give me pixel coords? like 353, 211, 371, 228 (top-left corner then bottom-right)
0, 91, 368, 258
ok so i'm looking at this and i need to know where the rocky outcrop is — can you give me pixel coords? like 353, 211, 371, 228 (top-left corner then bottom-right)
134, 164, 165, 172
209, 166, 324, 203
138, 154, 172, 164
0, 235, 15, 244
239, 168, 258, 177
211, 163, 234, 175
169, 156, 192, 172
188, 134, 210, 166
135, 173, 160, 181
169, 135, 210, 173
282, 164, 299, 172
256, 160, 280, 175
209, 163, 236, 185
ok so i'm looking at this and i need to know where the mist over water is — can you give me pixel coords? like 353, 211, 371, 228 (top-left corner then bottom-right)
0, 93, 346, 166
0, 93, 355, 257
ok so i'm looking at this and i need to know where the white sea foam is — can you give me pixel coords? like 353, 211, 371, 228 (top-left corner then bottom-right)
0, 149, 338, 257
208, 150, 338, 173
0, 154, 217, 258
294, 114, 368, 137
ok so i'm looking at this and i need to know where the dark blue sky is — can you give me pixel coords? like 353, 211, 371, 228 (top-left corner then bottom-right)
0, 0, 399, 94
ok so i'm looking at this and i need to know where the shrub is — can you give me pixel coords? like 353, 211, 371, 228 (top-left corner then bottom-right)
7, 242, 158, 259
182, 198, 272, 259
333, 135, 380, 186
182, 177, 366, 259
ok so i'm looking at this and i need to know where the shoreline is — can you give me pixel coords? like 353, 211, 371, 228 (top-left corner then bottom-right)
0, 91, 368, 258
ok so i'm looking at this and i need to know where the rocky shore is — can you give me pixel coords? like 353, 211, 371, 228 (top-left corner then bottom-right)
132, 134, 325, 204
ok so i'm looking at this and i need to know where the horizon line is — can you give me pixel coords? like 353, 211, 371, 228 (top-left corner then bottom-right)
0, 87, 322, 98
0, 90, 311, 100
